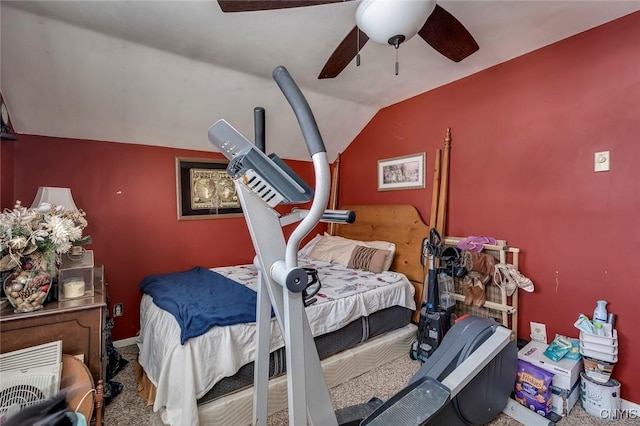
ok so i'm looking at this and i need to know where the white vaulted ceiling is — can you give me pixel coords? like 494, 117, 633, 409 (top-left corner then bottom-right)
1, 1, 639, 161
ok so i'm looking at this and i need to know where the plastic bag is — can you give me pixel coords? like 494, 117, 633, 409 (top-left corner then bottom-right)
514, 360, 554, 415
564, 338, 582, 360
543, 334, 572, 362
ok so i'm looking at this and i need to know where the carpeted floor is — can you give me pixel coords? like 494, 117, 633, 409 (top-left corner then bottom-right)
104, 345, 634, 426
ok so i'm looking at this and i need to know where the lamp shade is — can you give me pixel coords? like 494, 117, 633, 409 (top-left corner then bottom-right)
355, 0, 435, 46
31, 187, 78, 211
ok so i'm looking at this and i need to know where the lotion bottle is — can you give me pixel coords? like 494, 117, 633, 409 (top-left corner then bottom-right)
593, 300, 608, 324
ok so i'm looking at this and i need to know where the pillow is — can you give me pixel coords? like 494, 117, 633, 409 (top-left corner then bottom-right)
363, 240, 396, 271
307, 235, 356, 265
298, 234, 323, 259
307, 233, 396, 271
347, 246, 391, 274
326, 233, 396, 271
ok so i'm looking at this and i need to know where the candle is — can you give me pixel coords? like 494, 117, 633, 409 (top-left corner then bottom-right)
63, 279, 85, 299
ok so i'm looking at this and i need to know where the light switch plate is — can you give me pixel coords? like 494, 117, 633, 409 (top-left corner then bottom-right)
594, 151, 610, 172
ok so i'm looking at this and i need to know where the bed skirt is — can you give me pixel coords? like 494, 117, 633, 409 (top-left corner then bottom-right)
135, 305, 412, 408
134, 360, 156, 406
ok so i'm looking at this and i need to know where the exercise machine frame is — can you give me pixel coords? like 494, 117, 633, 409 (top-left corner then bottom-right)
209, 66, 551, 426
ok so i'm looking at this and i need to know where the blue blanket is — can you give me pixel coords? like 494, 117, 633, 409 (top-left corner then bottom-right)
140, 266, 265, 345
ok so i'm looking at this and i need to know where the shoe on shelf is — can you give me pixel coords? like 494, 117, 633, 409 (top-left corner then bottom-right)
468, 251, 496, 285
456, 236, 498, 252
493, 263, 534, 296
471, 279, 486, 307
461, 276, 474, 305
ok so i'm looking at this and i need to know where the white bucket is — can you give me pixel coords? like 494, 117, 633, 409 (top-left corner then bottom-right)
580, 372, 621, 421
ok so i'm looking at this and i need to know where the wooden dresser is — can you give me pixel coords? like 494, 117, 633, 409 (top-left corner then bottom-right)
0, 266, 107, 385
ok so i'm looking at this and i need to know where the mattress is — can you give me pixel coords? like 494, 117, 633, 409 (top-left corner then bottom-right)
199, 304, 412, 403
196, 324, 418, 426
137, 259, 415, 426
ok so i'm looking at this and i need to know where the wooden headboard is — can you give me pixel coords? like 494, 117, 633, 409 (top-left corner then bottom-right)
334, 205, 431, 319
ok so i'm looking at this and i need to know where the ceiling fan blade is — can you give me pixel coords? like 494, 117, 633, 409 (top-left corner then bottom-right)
318, 26, 369, 79
218, 0, 346, 13
418, 4, 479, 62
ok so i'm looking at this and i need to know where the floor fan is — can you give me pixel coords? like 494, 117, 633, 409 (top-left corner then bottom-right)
0, 341, 63, 421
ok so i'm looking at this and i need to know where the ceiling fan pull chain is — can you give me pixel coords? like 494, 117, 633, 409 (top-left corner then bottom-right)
387, 34, 404, 76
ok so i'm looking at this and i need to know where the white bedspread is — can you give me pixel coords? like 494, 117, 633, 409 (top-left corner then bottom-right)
137, 259, 415, 426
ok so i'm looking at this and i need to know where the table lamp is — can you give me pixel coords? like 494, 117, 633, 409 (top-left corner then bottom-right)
31, 187, 78, 211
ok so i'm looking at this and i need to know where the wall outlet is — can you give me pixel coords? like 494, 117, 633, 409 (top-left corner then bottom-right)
530, 321, 548, 343
113, 303, 123, 317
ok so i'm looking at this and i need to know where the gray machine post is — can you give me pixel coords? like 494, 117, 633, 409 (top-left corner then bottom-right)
208, 66, 346, 425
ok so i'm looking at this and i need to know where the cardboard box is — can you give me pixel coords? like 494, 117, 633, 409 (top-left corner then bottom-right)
518, 340, 582, 389
550, 381, 580, 416
518, 340, 583, 416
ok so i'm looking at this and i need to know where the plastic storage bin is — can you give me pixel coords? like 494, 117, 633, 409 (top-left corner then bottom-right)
579, 328, 618, 363
580, 340, 618, 355
579, 344, 618, 363
580, 329, 618, 345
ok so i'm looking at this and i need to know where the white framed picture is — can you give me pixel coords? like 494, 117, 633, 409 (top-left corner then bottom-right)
377, 152, 426, 191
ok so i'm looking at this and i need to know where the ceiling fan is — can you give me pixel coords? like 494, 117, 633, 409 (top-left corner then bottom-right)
217, 0, 479, 79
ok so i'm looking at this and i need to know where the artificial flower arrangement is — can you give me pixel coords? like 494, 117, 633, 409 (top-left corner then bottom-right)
0, 200, 91, 312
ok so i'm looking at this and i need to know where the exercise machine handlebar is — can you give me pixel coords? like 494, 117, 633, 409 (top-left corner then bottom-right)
283, 209, 355, 227
272, 66, 326, 157
271, 66, 331, 273
208, 66, 341, 292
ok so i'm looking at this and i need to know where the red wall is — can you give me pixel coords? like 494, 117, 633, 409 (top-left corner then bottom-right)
1, 90, 16, 207
5, 11, 639, 404
9, 136, 317, 340
0, 139, 15, 208
340, 12, 640, 403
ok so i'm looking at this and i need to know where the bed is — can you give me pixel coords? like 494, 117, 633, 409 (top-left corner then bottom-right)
135, 205, 431, 426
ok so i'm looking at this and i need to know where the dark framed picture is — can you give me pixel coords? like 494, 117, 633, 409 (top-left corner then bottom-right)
175, 157, 243, 220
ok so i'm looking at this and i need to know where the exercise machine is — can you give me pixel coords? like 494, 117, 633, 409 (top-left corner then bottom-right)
348, 315, 517, 425
209, 66, 548, 426
208, 66, 350, 426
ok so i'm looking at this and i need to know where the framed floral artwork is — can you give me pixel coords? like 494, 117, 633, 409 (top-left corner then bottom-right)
377, 152, 426, 191
175, 157, 243, 220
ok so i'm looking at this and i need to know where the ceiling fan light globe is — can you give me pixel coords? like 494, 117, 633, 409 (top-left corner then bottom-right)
355, 0, 436, 46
